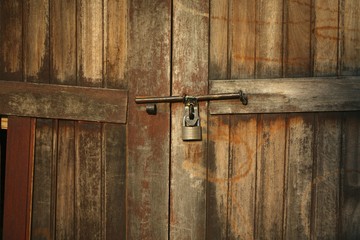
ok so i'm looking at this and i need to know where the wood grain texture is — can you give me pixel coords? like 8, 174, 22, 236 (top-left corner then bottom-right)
75, 122, 102, 240
0, 80, 128, 123
341, 0, 360, 75
341, 112, 360, 239
23, 0, 49, 83
255, 114, 286, 239
171, 0, 209, 239
31, 119, 55, 240
312, 113, 341, 239
313, 0, 339, 76
102, 123, 126, 239
209, 77, 360, 114
77, 0, 103, 87
230, 0, 256, 79
126, 0, 171, 239
0, 0, 23, 81
284, 0, 311, 76
256, 0, 283, 78
207, 2, 229, 239
104, 0, 127, 89
50, 0, 77, 85
3, 117, 35, 240
56, 120, 76, 239
283, 114, 314, 239
207, 115, 229, 240
228, 115, 257, 239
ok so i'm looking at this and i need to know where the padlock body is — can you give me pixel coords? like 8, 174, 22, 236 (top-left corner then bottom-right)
182, 125, 202, 141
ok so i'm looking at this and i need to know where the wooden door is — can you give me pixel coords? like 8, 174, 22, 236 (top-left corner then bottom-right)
1, 0, 360, 239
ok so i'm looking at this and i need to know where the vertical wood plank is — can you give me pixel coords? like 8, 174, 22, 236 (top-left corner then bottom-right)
255, 115, 286, 239
207, 115, 229, 240
312, 113, 341, 239
283, 114, 314, 239
77, 0, 103, 87
341, 0, 360, 75
3, 117, 35, 240
23, 0, 50, 83
126, 1, 171, 239
75, 122, 102, 240
104, 0, 127, 89
171, 0, 209, 239
313, 0, 339, 76
102, 123, 126, 239
31, 119, 55, 240
227, 1, 257, 238
284, 0, 311, 76
255, 0, 285, 239
50, 0, 77, 85
228, 115, 257, 239
56, 120, 75, 239
209, 0, 228, 80
229, 0, 256, 78
207, 1, 229, 239
341, 112, 360, 239
0, 0, 23, 80
256, 0, 284, 78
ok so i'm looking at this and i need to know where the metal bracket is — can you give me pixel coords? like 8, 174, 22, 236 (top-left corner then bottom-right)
135, 91, 248, 115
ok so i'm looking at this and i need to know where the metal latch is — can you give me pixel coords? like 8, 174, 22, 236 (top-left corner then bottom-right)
135, 91, 248, 141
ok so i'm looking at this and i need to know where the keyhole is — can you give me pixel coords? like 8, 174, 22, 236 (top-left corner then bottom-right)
189, 104, 195, 120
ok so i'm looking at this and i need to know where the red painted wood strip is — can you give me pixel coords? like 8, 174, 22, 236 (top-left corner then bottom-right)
3, 117, 35, 240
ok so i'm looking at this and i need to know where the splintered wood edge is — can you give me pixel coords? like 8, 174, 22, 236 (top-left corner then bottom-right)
209, 77, 360, 114
0, 80, 128, 123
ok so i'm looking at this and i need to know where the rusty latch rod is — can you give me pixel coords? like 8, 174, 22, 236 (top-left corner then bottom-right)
135, 91, 248, 115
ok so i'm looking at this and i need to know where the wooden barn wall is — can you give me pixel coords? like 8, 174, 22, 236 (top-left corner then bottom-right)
0, 0, 359, 240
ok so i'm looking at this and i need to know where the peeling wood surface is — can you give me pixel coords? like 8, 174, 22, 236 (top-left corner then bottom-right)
126, 0, 171, 239
0, 80, 128, 123
171, 0, 209, 239
210, 77, 360, 114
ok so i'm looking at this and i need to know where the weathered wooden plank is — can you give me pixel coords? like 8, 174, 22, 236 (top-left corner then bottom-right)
229, 0, 256, 79
0, 0, 23, 81
209, 0, 228, 80
126, 0, 171, 239
341, 0, 360, 75
171, 0, 209, 239
209, 77, 360, 114
207, 115, 229, 240
312, 113, 341, 239
313, 0, 339, 76
75, 122, 102, 240
104, 0, 128, 89
31, 119, 55, 240
341, 112, 360, 239
102, 123, 126, 239
255, 114, 286, 239
207, 1, 229, 239
3, 117, 35, 240
283, 113, 314, 239
77, 0, 103, 87
284, 0, 311, 76
50, 0, 77, 84
256, 0, 283, 78
56, 120, 75, 239
228, 115, 257, 239
23, 0, 49, 83
0, 80, 128, 123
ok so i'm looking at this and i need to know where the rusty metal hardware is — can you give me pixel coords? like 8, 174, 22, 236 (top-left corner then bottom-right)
135, 90, 248, 110
135, 91, 247, 141
182, 97, 202, 141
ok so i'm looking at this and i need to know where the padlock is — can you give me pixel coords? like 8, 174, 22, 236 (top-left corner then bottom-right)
182, 97, 202, 141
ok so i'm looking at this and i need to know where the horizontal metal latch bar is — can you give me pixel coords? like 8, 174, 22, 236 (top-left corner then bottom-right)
135, 91, 248, 105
